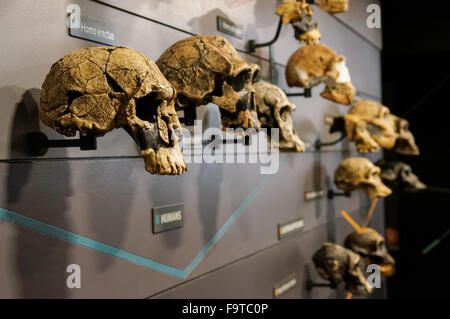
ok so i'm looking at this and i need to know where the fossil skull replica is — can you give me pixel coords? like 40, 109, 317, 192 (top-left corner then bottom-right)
286, 44, 356, 105
157, 36, 261, 131
317, 0, 349, 13
376, 159, 426, 192
254, 81, 305, 152
313, 242, 373, 296
40, 46, 186, 175
344, 228, 396, 277
334, 157, 392, 199
276, 0, 321, 45
344, 100, 420, 154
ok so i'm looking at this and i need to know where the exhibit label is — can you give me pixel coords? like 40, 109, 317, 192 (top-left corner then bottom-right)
152, 204, 184, 234
304, 189, 324, 201
273, 274, 297, 298
217, 16, 244, 39
278, 218, 304, 240
69, 16, 116, 46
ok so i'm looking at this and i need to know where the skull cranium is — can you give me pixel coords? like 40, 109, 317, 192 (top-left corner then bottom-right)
276, 0, 321, 45
254, 81, 305, 152
156, 36, 261, 131
286, 44, 356, 105
344, 100, 420, 154
313, 242, 373, 296
40, 46, 186, 175
334, 157, 392, 199
376, 159, 426, 192
344, 228, 396, 277
317, 0, 349, 13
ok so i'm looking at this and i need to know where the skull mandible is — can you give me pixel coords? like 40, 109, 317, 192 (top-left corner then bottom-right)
156, 36, 261, 131
286, 44, 356, 105
254, 81, 305, 152
344, 228, 396, 277
334, 157, 392, 199
40, 46, 186, 175
312, 242, 373, 296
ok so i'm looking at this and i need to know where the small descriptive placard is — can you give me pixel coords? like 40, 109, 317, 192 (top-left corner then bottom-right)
304, 189, 325, 201
217, 16, 244, 39
278, 217, 304, 240
152, 204, 184, 234
69, 16, 116, 46
273, 274, 298, 298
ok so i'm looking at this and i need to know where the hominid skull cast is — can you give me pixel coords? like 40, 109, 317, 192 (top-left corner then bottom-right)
40, 46, 186, 175
313, 242, 373, 296
344, 228, 396, 277
376, 159, 426, 192
334, 157, 392, 199
276, 0, 321, 45
317, 0, 349, 13
254, 81, 305, 152
156, 36, 261, 131
286, 44, 356, 105
344, 100, 420, 154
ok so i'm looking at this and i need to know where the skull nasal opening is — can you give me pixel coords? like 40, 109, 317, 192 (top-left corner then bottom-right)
135, 92, 159, 122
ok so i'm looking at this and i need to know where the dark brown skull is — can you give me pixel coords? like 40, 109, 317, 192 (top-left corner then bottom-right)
376, 160, 426, 192
344, 228, 396, 277
312, 242, 373, 296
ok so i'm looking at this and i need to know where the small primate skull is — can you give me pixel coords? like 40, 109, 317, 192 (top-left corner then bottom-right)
276, 0, 314, 25
157, 36, 261, 131
344, 228, 396, 277
299, 22, 322, 45
286, 44, 356, 105
344, 100, 420, 154
276, 0, 321, 45
376, 160, 426, 192
317, 0, 349, 13
40, 46, 186, 175
313, 242, 373, 296
334, 157, 392, 199
254, 81, 305, 152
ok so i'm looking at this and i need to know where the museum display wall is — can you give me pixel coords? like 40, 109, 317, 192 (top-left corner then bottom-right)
0, 0, 385, 298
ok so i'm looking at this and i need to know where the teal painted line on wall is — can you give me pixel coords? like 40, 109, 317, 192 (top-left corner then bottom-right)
0, 208, 185, 278
0, 165, 277, 279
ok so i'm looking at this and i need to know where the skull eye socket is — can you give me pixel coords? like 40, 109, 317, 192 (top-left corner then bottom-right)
135, 92, 159, 123
280, 106, 291, 121
226, 70, 251, 92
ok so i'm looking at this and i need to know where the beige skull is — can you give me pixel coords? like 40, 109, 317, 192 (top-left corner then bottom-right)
317, 0, 349, 13
254, 81, 305, 152
286, 44, 356, 105
344, 100, 420, 154
276, 0, 314, 25
157, 36, 261, 131
40, 46, 186, 175
334, 157, 392, 199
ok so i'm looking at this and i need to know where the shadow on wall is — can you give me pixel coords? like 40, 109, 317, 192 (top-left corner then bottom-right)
4, 87, 72, 298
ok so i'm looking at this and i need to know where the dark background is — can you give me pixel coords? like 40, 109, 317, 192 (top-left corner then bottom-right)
381, 1, 450, 298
